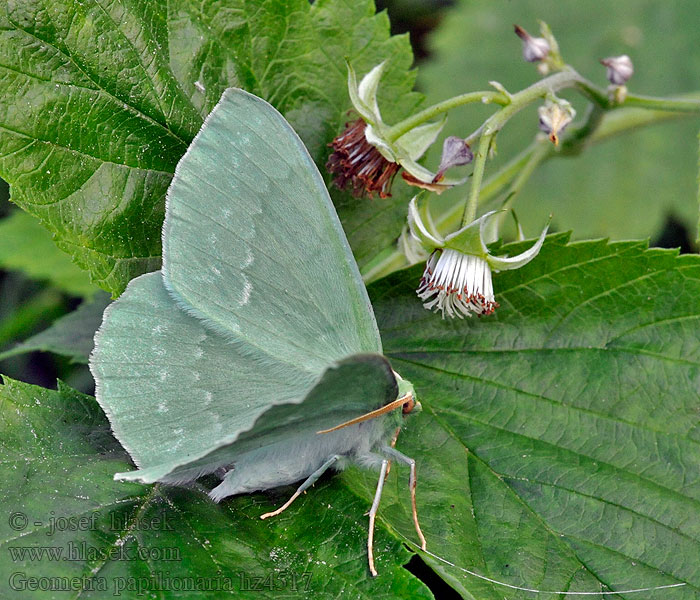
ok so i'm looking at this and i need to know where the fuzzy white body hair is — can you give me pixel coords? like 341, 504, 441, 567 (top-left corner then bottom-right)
207, 417, 390, 502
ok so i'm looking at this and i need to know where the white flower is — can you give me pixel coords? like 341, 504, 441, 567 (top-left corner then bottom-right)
418, 249, 496, 318
327, 62, 467, 197
407, 197, 549, 318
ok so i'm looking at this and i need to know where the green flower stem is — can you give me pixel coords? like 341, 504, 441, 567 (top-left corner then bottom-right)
385, 70, 700, 148
621, 94, 700, 112
456, 72, 700, 231
384, 91, 507, 142
479, 69, 584, 135
437, 145, 537, 235
461, 132, 493, 227
572, 78, 610, 107
574, 77, 700, 113
458, 69, 584, 228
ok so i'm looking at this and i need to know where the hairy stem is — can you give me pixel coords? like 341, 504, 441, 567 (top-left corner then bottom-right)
385, 91, 507, 142
461, 133, 493, 227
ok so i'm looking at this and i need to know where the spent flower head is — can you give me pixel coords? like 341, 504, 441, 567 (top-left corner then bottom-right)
327, 118, 399, 197
538, 96, 576, 145
407, 197, 549, 319
327, 62, 467, 197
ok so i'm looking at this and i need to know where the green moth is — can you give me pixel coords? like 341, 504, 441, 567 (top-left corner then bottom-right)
90, 88, 424, 576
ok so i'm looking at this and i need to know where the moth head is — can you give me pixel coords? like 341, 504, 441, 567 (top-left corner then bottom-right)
395, 371, 420, 415
316, 371, 420, 435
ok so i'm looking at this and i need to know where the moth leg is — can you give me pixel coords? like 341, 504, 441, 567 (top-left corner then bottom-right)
380, 446, 427, 551
260, 454, 340, 520
368, 459, 389, 577
384, 426, 402, 480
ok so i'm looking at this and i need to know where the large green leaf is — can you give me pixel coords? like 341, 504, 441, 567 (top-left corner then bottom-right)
420, 0, 700, 242
0, 211, 95, 297
3, 234, 698, 599
361, 234, 700, 598
0, 0, 420, 295
0, 376, 431, 599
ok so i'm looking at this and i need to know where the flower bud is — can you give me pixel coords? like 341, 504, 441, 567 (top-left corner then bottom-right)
600, 55, 634, 85
514, 25, 550, 63
538, 97, 575, 145
433, 136, 473, 183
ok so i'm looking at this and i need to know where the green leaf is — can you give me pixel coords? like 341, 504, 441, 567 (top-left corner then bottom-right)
420, 1, 700, 241
363, 234, 700, 598
0, 0, 420, 295
0, 211, 95, 296
0, 377, 432, 599
0, 292, 110, 363
4, 235, 700, 598
313, 0, 423, 270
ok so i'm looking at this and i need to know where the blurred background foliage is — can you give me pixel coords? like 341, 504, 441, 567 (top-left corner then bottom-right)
0, 182, 96, 393
404, 0, 700, 247
1, 0, 698, 397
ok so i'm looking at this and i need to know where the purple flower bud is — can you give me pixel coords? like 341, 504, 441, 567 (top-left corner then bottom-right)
514, 24, 550, 63
600, 55, 634, 85
433, 137, 473, 183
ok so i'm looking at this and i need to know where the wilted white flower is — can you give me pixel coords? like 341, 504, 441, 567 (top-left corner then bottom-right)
418, 249, 497, 318
407, 197, 549, 319
538, 97, 576, 145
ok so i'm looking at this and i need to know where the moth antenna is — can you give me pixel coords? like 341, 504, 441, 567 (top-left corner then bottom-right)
402, 538, 686, 595
317, 393, 413, 434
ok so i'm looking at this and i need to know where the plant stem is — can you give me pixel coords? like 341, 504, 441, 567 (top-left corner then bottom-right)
385, 91, 507, 142
458, 69, 584, 228
478, 69, 583, 135
622, 94, 700, 112
461, 133, 493, 226
574, 77, 700, 113
438, 146, 538, 235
